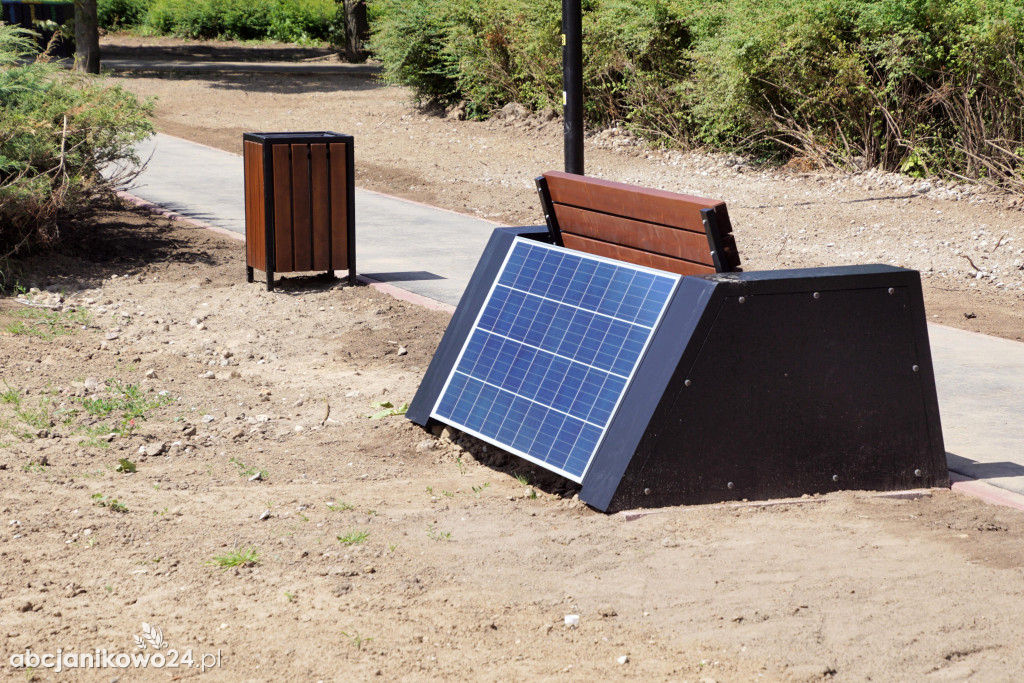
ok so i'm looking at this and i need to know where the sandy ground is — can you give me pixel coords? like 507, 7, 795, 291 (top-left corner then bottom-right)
1, 36, 1024, 682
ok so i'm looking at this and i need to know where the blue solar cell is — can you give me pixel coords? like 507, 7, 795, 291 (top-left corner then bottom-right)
432, 238, 679, 482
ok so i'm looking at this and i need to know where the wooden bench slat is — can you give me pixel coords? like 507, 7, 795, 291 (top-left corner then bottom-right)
272, 144, 293, 272
554, 204, 717, 266
310, 144, 331, 272
290, 144, 312, 271
562, 234, 717, 276
540, 171, 742, 273
544, 170, 730, 234
329, 142, 349, 268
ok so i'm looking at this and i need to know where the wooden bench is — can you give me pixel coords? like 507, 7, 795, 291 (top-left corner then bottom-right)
535, 171, 741, 276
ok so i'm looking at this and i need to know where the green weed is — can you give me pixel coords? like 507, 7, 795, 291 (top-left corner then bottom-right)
0, 382, 22, 406
74, 381, 173, 440
229, 457, 267, 480
426, 524, 451, 541
367, 401, 409, 419
338, 529, 370, 546
91, 493, 127, 513
326, 501, 353, 512
209, 546, 260, 569
2, 308, 91, 340
14, 403, 51, 431
340, 630, 374, 650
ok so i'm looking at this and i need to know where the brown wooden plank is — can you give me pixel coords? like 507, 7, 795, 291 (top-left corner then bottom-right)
562, 234, 717, 276
244, 141, 254, 266
309, 144, 330, 271
555, 204, 716, 266
254, 143, 265, 271
244, 141, 265, 269
272, 144, 293, 272
543, 170, 729, 234
290, 144, 312, 272
329, 142, 348, 268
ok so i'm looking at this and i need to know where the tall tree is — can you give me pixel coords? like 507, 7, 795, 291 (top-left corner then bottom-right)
74, 0, 100, 74
343, 0, 368, 63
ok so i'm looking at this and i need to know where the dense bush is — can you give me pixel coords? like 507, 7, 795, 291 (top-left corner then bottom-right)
98, 0, 153, 30
98, 0, 336, 44
370, 0, 1024, 186
0, 26, 153, 268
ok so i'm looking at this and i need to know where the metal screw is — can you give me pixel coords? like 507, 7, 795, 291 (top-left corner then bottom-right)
727, 481, 735, 490
832, 474, 839, 482
813, 292, 821, 300
738, 296, 746, 304
684, 379, 692, 387
888, 287, 895, 295
914, 469, 922, 477
912, 364, 920, 373
644, 488, 651, 495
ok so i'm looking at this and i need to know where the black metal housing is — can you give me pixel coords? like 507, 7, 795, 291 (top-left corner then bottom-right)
409, 230, 948, 512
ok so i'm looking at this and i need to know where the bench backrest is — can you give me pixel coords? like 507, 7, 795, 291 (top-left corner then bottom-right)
536, 171, 741, 276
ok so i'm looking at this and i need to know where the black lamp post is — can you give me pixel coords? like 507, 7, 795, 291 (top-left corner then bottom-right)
562, 0, 584, 175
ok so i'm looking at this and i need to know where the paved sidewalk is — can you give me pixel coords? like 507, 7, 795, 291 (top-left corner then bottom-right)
128, 133, 1024, 502
129, 134, 496, 306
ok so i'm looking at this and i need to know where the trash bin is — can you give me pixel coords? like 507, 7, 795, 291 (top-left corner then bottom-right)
243, 132, 356, 291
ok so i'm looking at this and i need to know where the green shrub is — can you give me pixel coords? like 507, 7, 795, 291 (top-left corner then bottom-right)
98, 0, 154, 30
138, 0, 335, 43
0, 25, 153, 270
368, 0, 464, 105
370, 0, 1024, 186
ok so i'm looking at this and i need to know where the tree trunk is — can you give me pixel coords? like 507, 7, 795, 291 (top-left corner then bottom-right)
74, 0, 100, 74
343, 0, 368, 64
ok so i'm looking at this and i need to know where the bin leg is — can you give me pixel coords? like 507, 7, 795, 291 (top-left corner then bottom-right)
246, 266, 254, 283
267, 271, 275, 292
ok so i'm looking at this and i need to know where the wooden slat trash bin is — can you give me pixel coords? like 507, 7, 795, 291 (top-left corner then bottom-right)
243, 132, 356, 291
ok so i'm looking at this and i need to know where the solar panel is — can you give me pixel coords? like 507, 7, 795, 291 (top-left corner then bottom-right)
431, 238, 680, 482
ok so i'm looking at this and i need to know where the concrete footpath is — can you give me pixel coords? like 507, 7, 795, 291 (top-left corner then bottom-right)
129, 134, 494, 307
126, 133, 1024, 504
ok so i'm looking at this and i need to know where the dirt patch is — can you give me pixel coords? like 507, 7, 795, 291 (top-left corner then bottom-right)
2, 38, 1024, 681
0, 193, 1022, 683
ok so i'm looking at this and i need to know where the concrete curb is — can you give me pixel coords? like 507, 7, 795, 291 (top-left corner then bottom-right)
117, 191, 244, 243
950, 472, 1024, 512
357, 275, 456, 313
